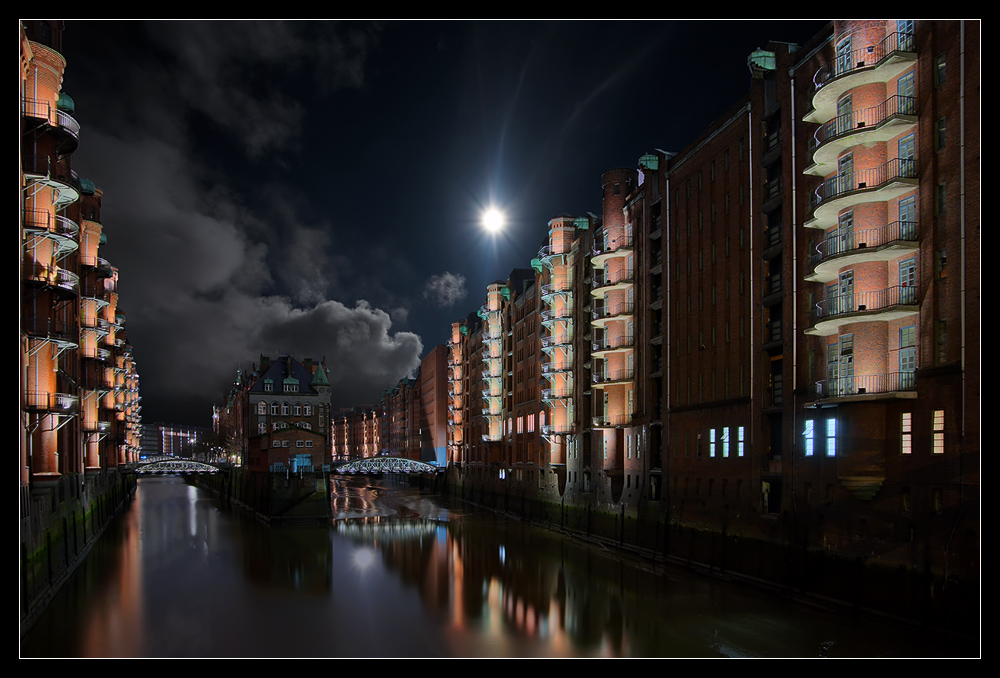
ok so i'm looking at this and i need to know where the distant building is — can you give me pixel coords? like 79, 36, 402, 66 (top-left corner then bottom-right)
140, 423, 206, 459
214, 354, 332, 472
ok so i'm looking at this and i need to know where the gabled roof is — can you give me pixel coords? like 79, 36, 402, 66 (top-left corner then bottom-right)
250, 355, 318, 395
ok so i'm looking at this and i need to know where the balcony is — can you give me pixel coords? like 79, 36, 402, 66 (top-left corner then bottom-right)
540, 282, 573, 300
806, 158, 918, 230
541, 423, 573, 436
591, 233, 634, 267
22, 154, 81, 207
80, 256, 115, 278
591, 270, 634, 297
806, 285, 919, 336
592, 368, 635, 388
537, 245, 569, 266
25, 263, 80, 297
807, 221, 919, 283
540, 307, 573, 326
807, 31, 917, 123
541, 388, 572, 402
541, 362, 573, 377
592, 334, 634, 356
592, 302, 634, 327
592, 413, 633, 428
25, 391, 80, 412
809, 371, 917, 401
23, 316, 78, 345
806, 95, 918, 176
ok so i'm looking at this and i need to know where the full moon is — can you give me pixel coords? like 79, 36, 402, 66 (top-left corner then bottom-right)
482, 207, 505, 233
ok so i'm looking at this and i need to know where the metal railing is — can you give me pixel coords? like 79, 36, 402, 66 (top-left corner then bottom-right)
809, 220, 918, 266
592, 302, 634, 321
592, 334, 634, 352
811, 284, 918, 323
812, 158, 917, 209
25, 391, 79, 411
592, 232, 634, 257
592, 270, 635, 290
814, 95, 916, 147
811, 371, 916, 399
814, 30, 916, 90
592, 413, 633, 428
592, 368, 635, 385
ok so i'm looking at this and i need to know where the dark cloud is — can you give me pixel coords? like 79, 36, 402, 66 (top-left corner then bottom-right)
423, 272, 467, 307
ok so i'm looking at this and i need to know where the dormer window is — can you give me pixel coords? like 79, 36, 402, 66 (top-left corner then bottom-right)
264, 379, 274, 392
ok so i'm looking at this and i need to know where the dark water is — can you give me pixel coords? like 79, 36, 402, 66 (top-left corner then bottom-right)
20, 475, 973, 657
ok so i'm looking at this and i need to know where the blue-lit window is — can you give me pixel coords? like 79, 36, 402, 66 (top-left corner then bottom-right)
826, 419, 837, 457
709, 428, 716, 457
722, 427, 730, 458
737, 426, 745, 457
804, 419, 815, 456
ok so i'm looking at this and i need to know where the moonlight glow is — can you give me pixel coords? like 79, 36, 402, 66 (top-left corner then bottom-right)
482, 207, 506, 233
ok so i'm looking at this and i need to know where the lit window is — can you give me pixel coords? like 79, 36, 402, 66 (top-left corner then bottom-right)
737, 426, 745, 457
258, 422, 266, 434
257, 401, 267, 415
804, 419, 815, 457
933, 410, 945, 454
709, 428, 716, 458
901, 413, 912, 454
826, 419, 837, 457
722, 427, 729, 458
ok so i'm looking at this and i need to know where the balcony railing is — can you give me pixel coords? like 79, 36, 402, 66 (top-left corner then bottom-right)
592, 413, 633, 428
811, 371, 916, 399
592, 368, 635, 385
809, 220, 918, 267
812, 158, 917, 210
592, 270, 634, 291
814, 30, 916, 90
25, 391, 80, 412
541, 424, 573, 436
811, 285, 918, 324
23, 316, 78, 342
592, 302, 634, 321
541, 388, 573, 400
814, 95, 917, 148
592, 335, 634, 353
592, 233, 634, 258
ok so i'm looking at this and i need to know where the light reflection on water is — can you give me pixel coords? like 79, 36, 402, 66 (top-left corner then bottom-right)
20, 475, 968, 657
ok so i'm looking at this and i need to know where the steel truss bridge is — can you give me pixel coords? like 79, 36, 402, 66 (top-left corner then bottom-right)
135, 459, 221, 475
335, 457, 438, 475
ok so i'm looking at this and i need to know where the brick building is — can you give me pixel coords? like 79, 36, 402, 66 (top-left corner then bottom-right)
440, 19, 978, 592
215, 354, 332, 471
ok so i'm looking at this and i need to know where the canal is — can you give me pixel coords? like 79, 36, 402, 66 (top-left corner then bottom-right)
20, 475, 972, 657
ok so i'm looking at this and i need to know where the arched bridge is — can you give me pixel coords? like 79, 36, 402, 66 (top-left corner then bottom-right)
136, 459, 222, 475
335, 457, 438, 474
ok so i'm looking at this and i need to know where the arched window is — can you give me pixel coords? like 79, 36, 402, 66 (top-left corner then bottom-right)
270, 403, 279, 416
257, 401, 267, 415
294, 403, 302, 416
281, 402, 290, 416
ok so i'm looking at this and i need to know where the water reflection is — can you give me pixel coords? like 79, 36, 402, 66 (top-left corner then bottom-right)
21, 475, 970, 657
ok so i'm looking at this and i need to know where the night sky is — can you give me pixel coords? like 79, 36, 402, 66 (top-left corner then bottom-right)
58, 20, 828, 426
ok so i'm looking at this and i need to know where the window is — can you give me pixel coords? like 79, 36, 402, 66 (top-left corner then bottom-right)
900, 326, 916, 387
826, 419, 837, 457
934, 53, 946, 88
936, 117, 946, 151
709, 428, 716, 458
836, 36, 852, 76
296, 440, 304, 448
281, 402, 290, 416
257, 401, 267, 415
304, 404, 312, 416
294, 403, 302, 416
264, 379, 273, 392
258, 422, 267, 434
270, 403, 279, 416
936, 183, 947, 214
937, 319, 947, 364
722, 427, 730, 458
901, 413, 912, 454
936, 248, 948, 278
804, 419, 815, 456
737, 426, 745, 457
933, 410, 945, 454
